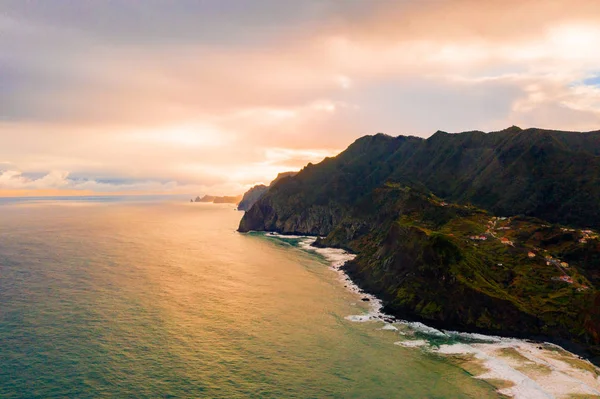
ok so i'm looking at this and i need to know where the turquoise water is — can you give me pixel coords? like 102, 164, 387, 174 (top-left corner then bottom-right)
0, 199, 500, 398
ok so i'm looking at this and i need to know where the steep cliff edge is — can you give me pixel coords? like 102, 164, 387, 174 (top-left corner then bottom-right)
340, 186, 600, 361
238, 193, 347, 235
237, 171, 298, 211
238, 127, 600, 362
237, 185, 268, 211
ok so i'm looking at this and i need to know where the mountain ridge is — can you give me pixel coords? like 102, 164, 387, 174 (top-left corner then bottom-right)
240, 127, 600, 232
238, 126, 600, 363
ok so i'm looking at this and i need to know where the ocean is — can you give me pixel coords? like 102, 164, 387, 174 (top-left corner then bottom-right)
0, 198, 597, 398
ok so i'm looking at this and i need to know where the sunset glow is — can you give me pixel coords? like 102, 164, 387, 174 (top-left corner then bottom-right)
2, 0, 600, 196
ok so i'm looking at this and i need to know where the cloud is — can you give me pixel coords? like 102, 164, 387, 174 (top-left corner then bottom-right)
2, 1, 600, 195
0, 169, 166, 192
0, 168, 264, 197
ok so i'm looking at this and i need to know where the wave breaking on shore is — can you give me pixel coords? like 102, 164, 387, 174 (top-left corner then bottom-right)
266, 233, 600, 399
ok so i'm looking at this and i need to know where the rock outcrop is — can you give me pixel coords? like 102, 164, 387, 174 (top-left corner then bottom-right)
237, 171, 298, 211
237, 185, 268, 211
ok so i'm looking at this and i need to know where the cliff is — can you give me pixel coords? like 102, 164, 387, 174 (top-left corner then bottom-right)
329, 186, 598, 347
237, 185, 268, 211
237, 171, 298, 211
238, 127, 600, 362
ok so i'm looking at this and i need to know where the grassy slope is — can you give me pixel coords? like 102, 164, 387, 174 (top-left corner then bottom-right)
328, 185, 600, 360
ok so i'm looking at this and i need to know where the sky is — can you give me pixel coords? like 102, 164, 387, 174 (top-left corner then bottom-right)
2, 0, 600, 196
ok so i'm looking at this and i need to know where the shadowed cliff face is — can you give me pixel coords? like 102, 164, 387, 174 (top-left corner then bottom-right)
237, 172, 298, 212
238, 195, 345, 236
237, 185, 267, 211
238, 126, 600, 363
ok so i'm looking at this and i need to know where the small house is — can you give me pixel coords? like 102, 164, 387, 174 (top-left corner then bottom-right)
559, 275, 573, 284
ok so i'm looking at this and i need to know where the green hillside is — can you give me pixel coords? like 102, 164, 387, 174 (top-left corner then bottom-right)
238, 127, 600, 362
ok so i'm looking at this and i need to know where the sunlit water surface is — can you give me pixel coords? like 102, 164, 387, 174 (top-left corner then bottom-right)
0, 199, 501, 398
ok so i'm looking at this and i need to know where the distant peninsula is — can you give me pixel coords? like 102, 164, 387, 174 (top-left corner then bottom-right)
191, 194, 243, 204
191, 171, 297, 207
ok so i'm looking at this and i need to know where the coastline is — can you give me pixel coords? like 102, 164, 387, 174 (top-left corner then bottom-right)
262, 232, 600, 399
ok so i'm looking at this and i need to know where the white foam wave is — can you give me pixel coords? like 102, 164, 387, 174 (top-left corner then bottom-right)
265, 232, 306, 239
443, 330, 503, 343
395, 340, 428, 348
292, 236, 389, 323
380, 324, 398, 331
344, 315, 372, 322
402, 322, 447, 338
436, 343, 553, 399
265, 232, 600, 399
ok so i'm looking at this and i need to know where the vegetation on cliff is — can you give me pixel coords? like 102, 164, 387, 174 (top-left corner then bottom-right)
238, 127, 600, 362
240, 126, 600, 232
328, 185, 599, 359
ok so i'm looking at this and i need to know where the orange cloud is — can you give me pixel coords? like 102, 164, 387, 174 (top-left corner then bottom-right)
2, 1, 600, 196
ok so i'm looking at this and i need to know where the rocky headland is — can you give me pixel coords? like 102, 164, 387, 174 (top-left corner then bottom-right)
238, 126, 600, 364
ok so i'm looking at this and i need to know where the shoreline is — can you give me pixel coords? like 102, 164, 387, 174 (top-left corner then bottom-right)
262, 232, 600, 399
